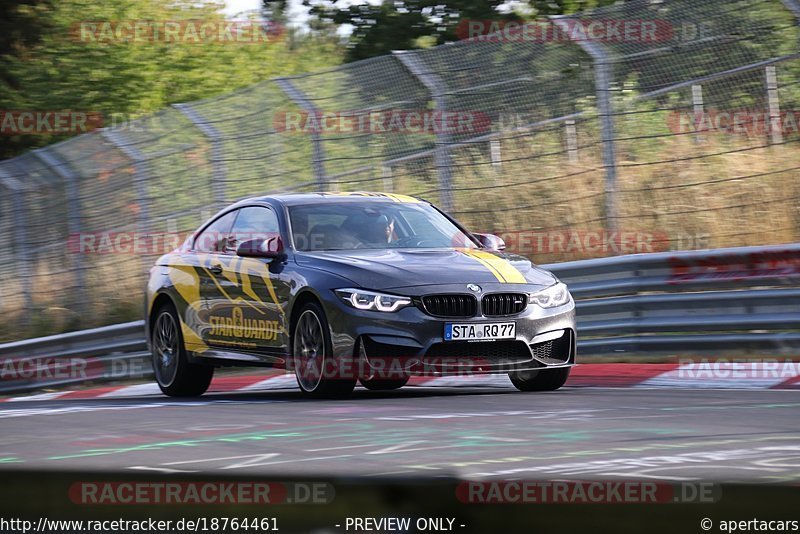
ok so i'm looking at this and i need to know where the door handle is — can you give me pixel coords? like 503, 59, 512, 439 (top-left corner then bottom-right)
209, 264, 223, 275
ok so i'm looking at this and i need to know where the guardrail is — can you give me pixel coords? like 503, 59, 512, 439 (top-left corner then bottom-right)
546, 243, 800, 355
1, 244, 798, 393
0, 322, 148, 394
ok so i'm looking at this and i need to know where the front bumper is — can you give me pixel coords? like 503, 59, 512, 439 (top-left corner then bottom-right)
323, 286, 577, 377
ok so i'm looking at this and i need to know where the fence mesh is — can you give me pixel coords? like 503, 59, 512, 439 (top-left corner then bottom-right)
1, 0, 799, 340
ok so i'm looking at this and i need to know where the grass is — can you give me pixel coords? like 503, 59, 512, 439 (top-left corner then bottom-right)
435, 118, 800, 264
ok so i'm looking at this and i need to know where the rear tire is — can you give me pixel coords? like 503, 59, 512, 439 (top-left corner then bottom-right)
292, 302, 356, 398
509, 367, 570, 392
151, 302, 213, 397
359, 376, 409, 391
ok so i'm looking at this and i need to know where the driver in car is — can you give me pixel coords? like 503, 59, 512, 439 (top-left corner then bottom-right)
377, 214, 395, 244
346, 213, 395, 247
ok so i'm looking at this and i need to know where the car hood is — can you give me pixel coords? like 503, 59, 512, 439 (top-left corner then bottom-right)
294, 248, 556, 291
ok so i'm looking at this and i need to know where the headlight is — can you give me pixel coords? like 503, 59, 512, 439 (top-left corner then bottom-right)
529, 282, 571, 309
335, 288, 412, 312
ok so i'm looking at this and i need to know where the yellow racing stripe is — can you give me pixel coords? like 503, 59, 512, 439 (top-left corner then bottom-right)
320, 191, 420, 203
383, 193, 422, 203
460, 249, 527, 284
460, 250, 508, 282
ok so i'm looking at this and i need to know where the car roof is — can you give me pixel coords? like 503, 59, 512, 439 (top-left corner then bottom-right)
236, 192, 427, 207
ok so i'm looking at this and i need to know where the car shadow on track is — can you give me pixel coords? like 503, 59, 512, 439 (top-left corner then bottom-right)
209, 386, 531, 402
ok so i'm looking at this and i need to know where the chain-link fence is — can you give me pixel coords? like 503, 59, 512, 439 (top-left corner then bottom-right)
1, 0, 799, 340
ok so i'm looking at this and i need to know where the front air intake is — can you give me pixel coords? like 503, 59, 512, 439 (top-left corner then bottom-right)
482, 293, 527, 316
420, 294, 477, 318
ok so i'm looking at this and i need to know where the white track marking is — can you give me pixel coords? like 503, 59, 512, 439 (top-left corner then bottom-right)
639, 362, 800, 389
100, 383, 163, 397
239, 374, 299, 391
163, 454, 281, 466
6, 392, 71, 402
128, 466, 195, 474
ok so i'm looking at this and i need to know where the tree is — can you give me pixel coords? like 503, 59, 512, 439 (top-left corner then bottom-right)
527, 0, 620, 16
261, 0, 289, 25
306, 0, 521, 61
304, 0, 622, 62
0, 0, 343, 159
0, 0, 53, 92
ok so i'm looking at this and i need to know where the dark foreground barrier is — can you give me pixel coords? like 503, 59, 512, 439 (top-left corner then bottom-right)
0, 469, 797, 534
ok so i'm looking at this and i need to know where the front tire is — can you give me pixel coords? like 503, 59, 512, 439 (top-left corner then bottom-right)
293, 302, 356, 397
151, 303, 213, 397
509, 367, 570, 392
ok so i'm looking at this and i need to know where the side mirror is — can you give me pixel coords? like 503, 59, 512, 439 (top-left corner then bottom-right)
237, 236, 285, 259
473, 233, 506, 252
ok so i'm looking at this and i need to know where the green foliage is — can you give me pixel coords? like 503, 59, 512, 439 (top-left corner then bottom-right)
0, 0, 343, 159
0, 0, 54, 91
306, 0, 523, 61
304, 0, 622, 62
527, 0, 620, 16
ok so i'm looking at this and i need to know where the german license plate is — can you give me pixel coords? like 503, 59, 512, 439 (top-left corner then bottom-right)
444, 322, 515, 342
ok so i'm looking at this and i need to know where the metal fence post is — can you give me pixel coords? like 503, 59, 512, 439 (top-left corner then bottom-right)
0, 170, 33, 325
765, 66, 783, 145
779, 0, 800, 20
490, 116, 502, 168
394, 50, 454, 212
691, 84, 705, 144
490, 138, 502, 167
565, 119, 579, 163
173, 103, 227, 208
102, 129, 152, 272
767, 0, 800, 149
275, 78, 328, 191
552, 16, 618, 235
32, 149, 87, 314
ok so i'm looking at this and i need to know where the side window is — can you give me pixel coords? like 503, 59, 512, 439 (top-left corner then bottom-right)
193, 210, 237, 253
229, 207, 280, 252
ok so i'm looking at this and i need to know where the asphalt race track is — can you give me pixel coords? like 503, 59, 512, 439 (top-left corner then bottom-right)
1, 386, 798, 482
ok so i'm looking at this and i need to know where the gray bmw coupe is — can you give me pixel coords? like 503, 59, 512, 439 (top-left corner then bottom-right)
146, 192, 576, 397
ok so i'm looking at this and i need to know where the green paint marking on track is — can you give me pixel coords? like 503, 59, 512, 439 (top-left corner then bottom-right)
47, 421, 381, 460
538, 428, 679, 442
48, 420, 696, 463
0, 457, 22, 463
47, 431, 306, 460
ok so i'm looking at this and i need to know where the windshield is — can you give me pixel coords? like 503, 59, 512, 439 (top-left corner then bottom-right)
289, 201, 479, 251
